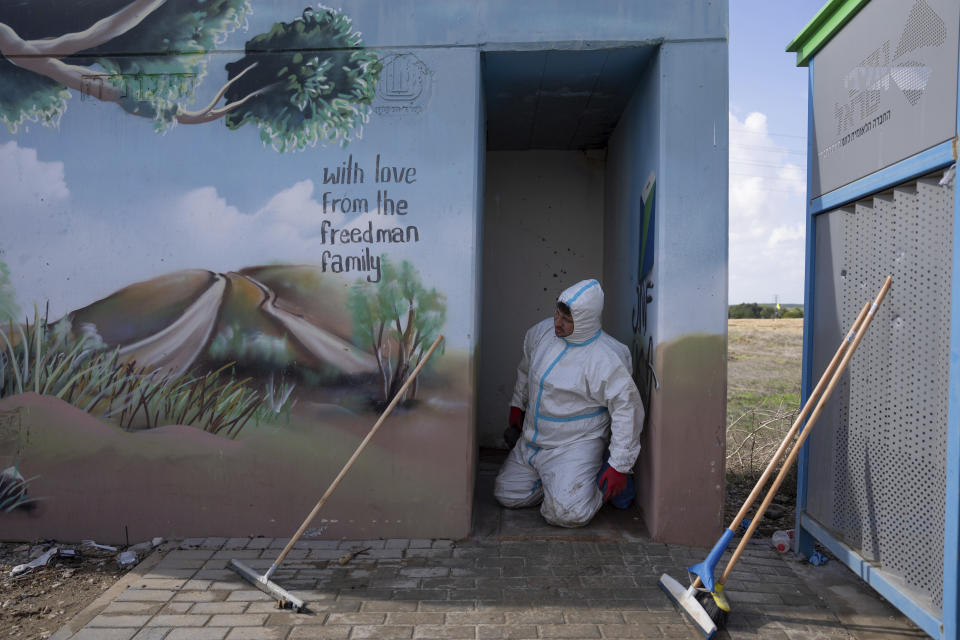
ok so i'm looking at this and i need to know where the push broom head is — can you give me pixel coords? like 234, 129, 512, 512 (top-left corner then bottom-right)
696, 583, 729, 630
658, 572, 718, 638
228, 559, 307, 612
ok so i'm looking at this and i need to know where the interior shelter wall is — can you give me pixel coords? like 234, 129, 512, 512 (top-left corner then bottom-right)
605, 40, 728, 546
603, 51, 660, 529
0, 2, 482, 542
478, 151, 604, 448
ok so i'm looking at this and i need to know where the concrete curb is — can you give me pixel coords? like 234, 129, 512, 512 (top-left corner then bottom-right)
49, 548, 166, 640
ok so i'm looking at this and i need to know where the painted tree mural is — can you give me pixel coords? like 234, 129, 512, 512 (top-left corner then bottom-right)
0, 0, 381, 147
349, 258, 446, 406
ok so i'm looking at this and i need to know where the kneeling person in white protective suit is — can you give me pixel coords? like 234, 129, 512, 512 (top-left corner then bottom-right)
494, 279, 644, 527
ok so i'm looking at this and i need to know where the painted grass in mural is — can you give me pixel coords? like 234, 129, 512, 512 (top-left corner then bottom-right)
0, 310, 265, 437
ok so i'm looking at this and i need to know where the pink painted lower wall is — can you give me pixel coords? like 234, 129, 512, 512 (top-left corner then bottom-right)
636, 334, 726, 547
1, 391, 473, 544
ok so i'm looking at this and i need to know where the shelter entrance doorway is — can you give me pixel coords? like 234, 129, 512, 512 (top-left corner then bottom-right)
475, 46, 657, 536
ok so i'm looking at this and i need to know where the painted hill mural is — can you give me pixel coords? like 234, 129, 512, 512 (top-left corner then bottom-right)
1, 260, 447, 439
72, 267, 377, 379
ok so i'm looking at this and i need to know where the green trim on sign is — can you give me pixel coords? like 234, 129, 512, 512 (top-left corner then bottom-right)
786, 0, 871, 67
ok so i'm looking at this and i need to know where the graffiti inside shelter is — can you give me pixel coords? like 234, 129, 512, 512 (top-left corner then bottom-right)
0, 1, 475, 541
631, 171, 656, 429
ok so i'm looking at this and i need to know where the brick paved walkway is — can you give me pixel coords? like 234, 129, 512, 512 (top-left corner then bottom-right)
51, 451, 926, 639
53, 534, 926, 640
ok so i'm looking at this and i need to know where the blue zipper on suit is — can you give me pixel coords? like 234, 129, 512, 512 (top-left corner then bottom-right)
531, 328, 603, 455
527, 278, 600, 466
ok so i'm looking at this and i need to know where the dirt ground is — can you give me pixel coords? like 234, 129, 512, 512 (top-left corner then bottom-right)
725, 318, 804, 537
0, 541, 133, 640
0, 318, 804, 638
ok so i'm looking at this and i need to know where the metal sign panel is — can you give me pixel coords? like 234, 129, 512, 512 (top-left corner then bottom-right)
807, 172, 954, 614
811, 0, 959, 198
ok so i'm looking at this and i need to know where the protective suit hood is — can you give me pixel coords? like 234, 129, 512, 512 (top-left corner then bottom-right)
558, 279, 603, 344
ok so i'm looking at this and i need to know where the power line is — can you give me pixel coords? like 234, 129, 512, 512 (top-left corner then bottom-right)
730, 172, 805, 182
730, 143, 807, 155
730, 188, 806, 195
731, 159, 806, 169
733, 130, 807, 140
729, 181, 807, 195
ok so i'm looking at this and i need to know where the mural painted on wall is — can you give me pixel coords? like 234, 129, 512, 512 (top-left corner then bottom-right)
631, 171, 656, 429
0, 1, 475, 541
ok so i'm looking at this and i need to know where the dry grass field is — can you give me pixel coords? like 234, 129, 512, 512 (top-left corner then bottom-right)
726, 318, 804, 534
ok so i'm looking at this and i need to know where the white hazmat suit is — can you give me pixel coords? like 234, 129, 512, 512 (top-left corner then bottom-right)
494, 279, 644, 527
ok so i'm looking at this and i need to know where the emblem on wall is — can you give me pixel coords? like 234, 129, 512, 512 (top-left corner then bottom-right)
373, 54, 433, 116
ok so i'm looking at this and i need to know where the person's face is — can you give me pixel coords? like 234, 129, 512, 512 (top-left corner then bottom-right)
554, 307, 574, 338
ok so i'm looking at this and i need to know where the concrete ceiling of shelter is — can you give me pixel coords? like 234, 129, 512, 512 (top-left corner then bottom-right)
483, 46, 657, 150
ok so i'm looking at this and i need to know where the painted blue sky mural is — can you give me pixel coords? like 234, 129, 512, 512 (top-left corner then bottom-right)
1, 5, 476, 349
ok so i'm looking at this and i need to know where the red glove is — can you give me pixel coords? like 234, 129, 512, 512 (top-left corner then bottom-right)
597, 466, 628, 500
504, 407, 525, 448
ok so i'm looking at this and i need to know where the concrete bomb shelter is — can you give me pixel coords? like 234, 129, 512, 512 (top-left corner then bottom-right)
0, 1, 727, 547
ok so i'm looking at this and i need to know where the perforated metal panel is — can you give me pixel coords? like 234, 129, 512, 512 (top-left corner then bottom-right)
807, 169, 953, 614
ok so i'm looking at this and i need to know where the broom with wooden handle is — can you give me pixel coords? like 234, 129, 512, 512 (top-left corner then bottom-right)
687, 300, 870, 590
659, 301, 868, 635
659, 275, 891, 638
229, 334, 445, 611
703, 276, 891, 628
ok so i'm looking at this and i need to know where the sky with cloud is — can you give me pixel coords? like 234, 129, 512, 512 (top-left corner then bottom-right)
728, 111, 806, 304
729, 0, 826, 304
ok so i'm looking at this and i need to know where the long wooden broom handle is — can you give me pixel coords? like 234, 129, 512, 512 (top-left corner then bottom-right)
690, 300, 871, 590
719, 276, 891, 585
271, 334, 445, 569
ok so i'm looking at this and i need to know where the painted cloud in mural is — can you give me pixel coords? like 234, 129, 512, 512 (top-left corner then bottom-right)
3, 163, 429, 323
